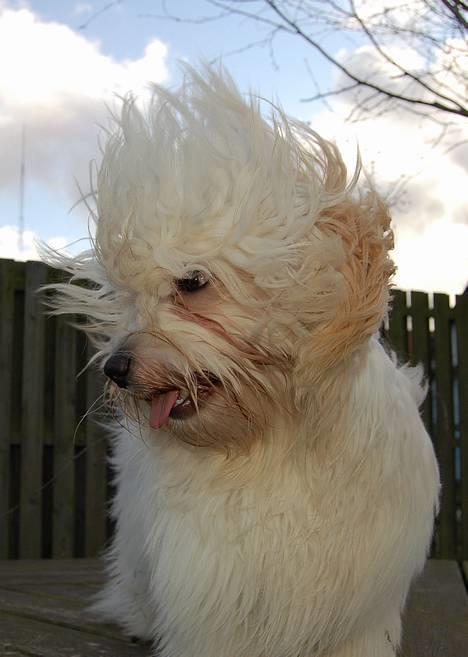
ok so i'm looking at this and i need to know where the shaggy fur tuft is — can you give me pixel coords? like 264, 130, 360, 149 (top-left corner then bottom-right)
45, 66, 439, 657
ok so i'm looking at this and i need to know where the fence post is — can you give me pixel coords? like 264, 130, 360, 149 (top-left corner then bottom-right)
455, 293, 468, 560
433, 293, 456, 557
19, 262, 48, 558
0, 260, 22, 557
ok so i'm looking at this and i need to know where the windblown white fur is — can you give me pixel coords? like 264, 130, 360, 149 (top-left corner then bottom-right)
47, 67, 439, 657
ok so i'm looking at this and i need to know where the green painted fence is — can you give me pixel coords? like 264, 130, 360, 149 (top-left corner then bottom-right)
0, 260, 467, 559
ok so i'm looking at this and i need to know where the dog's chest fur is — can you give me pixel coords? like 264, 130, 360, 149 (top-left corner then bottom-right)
108, 343, 438, 657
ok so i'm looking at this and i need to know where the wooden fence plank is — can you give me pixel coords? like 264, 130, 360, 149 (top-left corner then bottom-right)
72, 331, 88, 557
0, 261, 17, 558
85, 349, 108, 557
8, 263, 25, 558
432, 294, 456, 558
409, 291, 431, 433
388, 289, 408, 361
43, 315, 57, 446
52, 317, 77, 558
455, 293, 468, 560
10, 265, 25, 447
19, 262, 48, 558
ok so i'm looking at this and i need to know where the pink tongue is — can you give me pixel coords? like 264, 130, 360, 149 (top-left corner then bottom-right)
149, 390, 180, 429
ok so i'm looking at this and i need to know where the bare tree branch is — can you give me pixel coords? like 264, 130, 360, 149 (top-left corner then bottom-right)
348, 0, 465, 111
78, 0, 467, 121
438, 0, 468, 29
139, 0, 231, 24
78, 0, 124, 30
207, 32, 281, 66
300, 82, 361, 103
263, 0, 467, 117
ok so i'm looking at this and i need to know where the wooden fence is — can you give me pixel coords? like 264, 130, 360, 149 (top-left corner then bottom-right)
0, 259, 467, 560
0, 260, 109, 560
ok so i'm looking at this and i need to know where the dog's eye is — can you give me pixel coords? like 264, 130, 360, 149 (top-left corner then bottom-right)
176, 270, 209, 293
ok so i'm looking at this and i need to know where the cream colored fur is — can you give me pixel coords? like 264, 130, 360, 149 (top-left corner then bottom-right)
46, 67, 439, 657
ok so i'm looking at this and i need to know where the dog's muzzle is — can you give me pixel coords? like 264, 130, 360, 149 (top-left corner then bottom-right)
104, 353, 131, 388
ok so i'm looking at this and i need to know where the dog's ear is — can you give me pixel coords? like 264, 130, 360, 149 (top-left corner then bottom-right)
296, 193, 395, 381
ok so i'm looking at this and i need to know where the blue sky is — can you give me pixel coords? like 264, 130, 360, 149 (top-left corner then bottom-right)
39, 0, 340, 107
0, 0, 467, 293
1, 0, 334, 244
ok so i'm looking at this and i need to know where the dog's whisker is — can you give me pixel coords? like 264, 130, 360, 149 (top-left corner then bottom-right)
72, 392, 107, 446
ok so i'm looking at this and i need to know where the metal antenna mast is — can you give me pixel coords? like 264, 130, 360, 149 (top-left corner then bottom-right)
18, 125, 26, 254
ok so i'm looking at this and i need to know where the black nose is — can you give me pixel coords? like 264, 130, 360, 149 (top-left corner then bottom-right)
104, 353, 131, 388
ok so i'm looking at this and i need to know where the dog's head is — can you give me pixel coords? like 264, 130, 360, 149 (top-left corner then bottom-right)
47, 67, 394, 455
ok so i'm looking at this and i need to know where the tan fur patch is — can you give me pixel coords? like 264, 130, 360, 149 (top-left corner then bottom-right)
297, 194, 395, 381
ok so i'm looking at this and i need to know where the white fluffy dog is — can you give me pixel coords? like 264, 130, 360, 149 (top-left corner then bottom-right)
49, 68, 439, 657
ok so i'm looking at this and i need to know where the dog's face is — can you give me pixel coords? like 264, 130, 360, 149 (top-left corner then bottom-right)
49, 68, 394, 455
101, 260, 294, 453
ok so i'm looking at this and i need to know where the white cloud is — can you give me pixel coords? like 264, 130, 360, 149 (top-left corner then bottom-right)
0, 224, 68, 261
311, 42, 468, 294
393, 221, 468, 294
0, 7, 168, 193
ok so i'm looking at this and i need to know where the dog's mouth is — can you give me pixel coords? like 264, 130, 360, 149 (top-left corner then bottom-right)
147, 373, 220, 429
